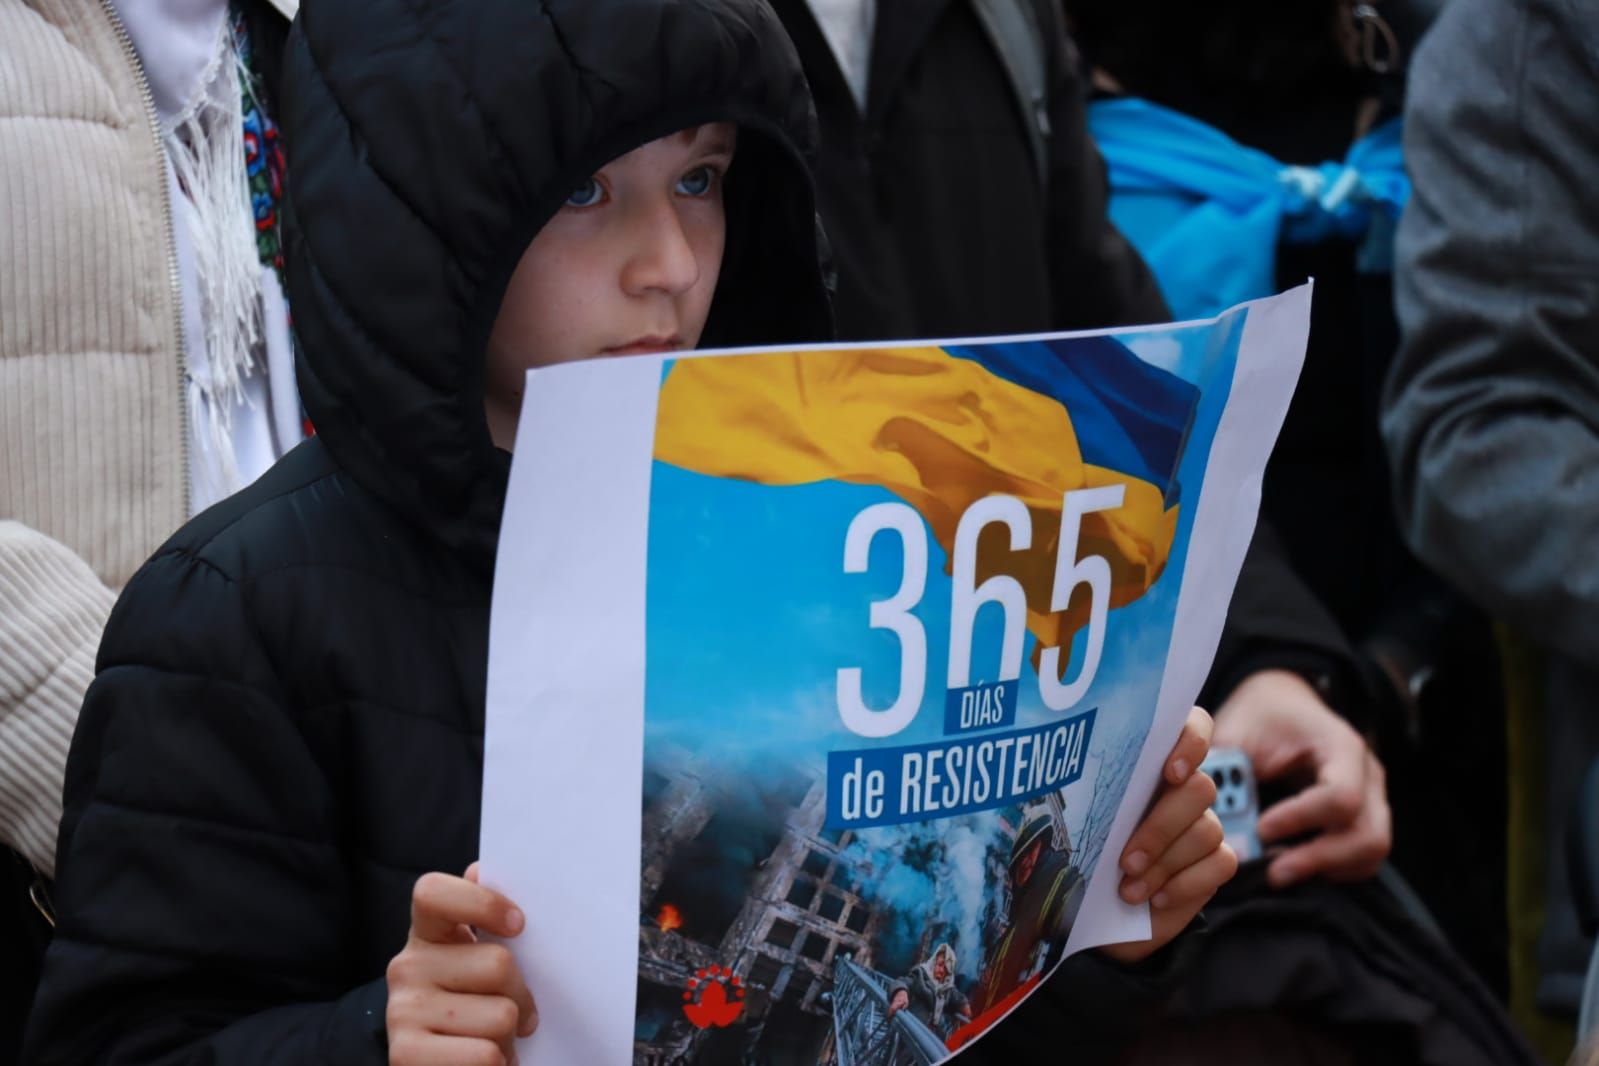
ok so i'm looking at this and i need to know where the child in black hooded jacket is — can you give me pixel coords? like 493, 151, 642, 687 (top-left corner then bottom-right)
24, 1, 1232, 1062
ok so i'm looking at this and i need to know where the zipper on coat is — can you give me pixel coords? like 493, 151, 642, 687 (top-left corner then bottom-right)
98, 0, 193, 520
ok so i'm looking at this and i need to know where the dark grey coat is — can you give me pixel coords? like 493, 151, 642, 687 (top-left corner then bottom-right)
1383, 0, 1599, 1016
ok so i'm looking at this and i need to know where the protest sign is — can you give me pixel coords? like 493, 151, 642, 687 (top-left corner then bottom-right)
482, 285, 1311, 1063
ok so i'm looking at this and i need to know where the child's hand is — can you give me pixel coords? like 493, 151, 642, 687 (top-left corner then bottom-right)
387, 862, 538, 1066
1099, 706, 1237, 965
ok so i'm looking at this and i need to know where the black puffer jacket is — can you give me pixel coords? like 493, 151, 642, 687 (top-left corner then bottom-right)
22, 1, 828, 1062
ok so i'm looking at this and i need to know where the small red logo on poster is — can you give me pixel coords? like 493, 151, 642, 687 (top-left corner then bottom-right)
682, 966, 745, 1029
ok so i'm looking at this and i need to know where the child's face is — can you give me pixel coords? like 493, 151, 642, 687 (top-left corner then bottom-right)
483, 122, 737, 450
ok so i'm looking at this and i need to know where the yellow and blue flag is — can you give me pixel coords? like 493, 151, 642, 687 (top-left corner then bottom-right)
653, 337, 1200, 675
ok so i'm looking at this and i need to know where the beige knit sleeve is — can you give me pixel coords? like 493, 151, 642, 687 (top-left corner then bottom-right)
0, 520, 117, 877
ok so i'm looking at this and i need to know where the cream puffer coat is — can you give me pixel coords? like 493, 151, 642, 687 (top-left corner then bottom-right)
0, 0, 189, 876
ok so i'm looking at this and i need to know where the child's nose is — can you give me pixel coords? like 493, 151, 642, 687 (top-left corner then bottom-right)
620, 202, 701, 297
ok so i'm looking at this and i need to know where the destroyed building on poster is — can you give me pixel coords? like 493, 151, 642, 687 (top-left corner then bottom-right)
631, 748, 1032, 1065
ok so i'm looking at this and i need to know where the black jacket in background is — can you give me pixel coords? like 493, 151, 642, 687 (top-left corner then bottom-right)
1, 848, 49, 1066
1119, 866, 1542, 1066
22, 0, 830, 1061
769, 0, 1166, 340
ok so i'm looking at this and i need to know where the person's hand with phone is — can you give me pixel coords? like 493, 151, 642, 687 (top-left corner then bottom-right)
1213, 669, 1391, 888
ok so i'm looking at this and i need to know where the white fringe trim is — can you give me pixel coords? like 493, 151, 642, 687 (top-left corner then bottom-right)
165, 17, 261, 497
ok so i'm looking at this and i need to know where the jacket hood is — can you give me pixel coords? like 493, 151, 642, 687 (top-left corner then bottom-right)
279, 0, 833, 572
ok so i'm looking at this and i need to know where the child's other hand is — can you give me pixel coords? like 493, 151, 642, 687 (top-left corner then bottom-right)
1099, 706, 1237, 965
387, 862, 538, 1066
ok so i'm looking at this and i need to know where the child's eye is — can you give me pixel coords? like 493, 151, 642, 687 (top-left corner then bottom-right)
676, 166, 718, 197
566, 178, 604, 208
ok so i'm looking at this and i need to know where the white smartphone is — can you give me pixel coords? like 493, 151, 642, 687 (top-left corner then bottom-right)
1200, 747, 1263, 863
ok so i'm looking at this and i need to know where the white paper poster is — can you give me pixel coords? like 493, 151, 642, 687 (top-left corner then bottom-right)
482, 286, 1310, 1064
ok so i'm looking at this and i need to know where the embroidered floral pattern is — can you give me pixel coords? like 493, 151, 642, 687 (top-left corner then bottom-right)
233, 2, 288, 282
231, 2, 313, 436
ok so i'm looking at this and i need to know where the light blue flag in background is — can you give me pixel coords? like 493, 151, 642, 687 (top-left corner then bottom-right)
1089, 96, 1408, 322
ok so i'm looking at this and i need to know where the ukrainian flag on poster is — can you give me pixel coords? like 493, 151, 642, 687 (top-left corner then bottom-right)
653, 336, 1199, 675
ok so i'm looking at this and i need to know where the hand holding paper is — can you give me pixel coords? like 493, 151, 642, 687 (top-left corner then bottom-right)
1101, 706, 1237, 964
386, 863, 539, 1066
